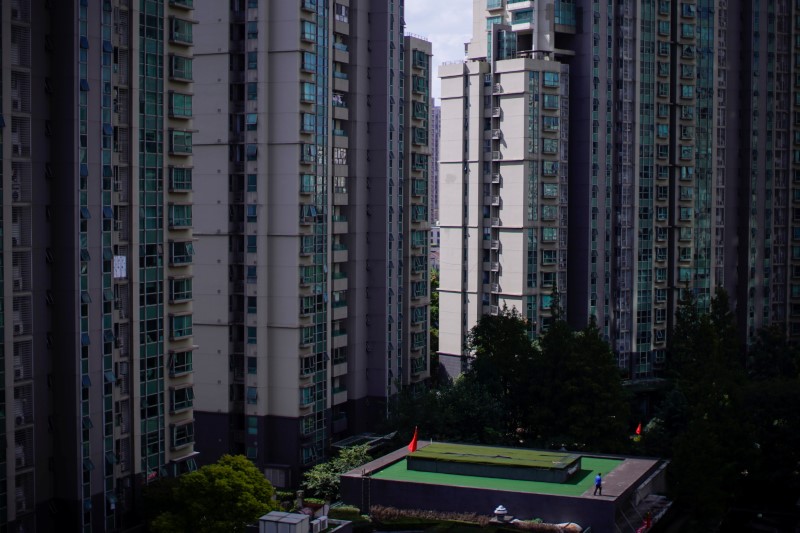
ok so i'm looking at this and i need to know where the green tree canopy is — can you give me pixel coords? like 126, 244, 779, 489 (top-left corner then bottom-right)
147, 454, 276, 533
302, 444, 372, 502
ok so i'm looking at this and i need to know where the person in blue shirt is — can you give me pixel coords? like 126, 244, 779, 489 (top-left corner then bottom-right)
593, 472, 603, 496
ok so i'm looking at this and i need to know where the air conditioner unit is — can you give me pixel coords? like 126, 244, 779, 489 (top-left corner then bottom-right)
311, 521, 321, 533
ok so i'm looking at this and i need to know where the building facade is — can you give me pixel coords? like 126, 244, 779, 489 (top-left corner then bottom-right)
192, 0, 431, 485
1, 0, 197, 531
439, 0, 800, 380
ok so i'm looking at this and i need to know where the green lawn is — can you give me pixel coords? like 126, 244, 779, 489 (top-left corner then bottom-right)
372, 457, 623, 497
410, 443, 580, 470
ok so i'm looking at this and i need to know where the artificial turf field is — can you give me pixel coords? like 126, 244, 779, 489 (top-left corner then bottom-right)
409, 443, 580, 470
372, 456, 623, 497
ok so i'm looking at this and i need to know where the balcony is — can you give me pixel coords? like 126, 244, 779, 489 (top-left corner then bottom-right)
484, 305, 500, 315
332, 386, 348, 406
332, 331, 348, 348
333, 360, 348, 378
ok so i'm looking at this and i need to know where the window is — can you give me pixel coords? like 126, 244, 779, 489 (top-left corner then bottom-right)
246, 204, 257, 223
542, 250, 558, 265
170, 17, 193, 44
543, 94, 559, 109
302, 113, 315, 132
170, 314, 192, 339
301, 144, 317, 163
680, 23, 694, 38
171, 386, 194, 413
543, 71, 559, 87
247, 82, 257, 100
301, 174, 315, 193
301, 21, 316, 41
300, 296, 317, 315
542, 183, 558, 198
679, 207, 693, 220
247, 51, 258, 69
171, 422, 194, 450
486, 16, 502, 29
169, 350, 193, 377
246, 113, 257, 131
542, 116, 559, 131
169, 92, 192, 117
170, 130, 192, 154
169, 277, 192, 302
512, 9, 533, 23
169, 167, 192, 191
302, 51, 316, 71
334, 3, 349, 23
170, 55, 193, 80
542, 227, 557, 242
170, 241, 195, 265
658, 42, 670, 56
680, 84, 694, 99
542, 205, 557, 220
247, 21, 258, 39
301, 82, 315, 102
247, 357, 257, 375
247, 174, 257, 192
657, 124, 669, 138
246, 235, 257, 253
169, 204, 192, 228
542, 137, 558, 154
246, 144, 258, 161
542, 160, 559, 176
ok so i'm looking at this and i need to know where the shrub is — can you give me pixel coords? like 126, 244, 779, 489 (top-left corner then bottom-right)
329, 505, 363, 521
369, 506, 491, 526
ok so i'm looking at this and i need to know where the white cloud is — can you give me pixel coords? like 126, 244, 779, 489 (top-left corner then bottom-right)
404, 0, 473, 102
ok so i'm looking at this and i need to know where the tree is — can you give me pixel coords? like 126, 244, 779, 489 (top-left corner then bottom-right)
302, 444, 372, 502
466, 305, 538, 436
385, 374, 509, 445
148, 455, 276, 533
528, 315, 629, 451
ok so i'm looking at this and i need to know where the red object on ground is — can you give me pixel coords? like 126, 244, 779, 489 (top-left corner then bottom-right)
408, 426, 419, 452
635, 422, 642, 435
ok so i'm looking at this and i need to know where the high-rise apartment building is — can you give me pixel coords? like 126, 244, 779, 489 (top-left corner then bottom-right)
192, 0, 431, 485
439, 0, 800, 380
1, 0, 197, 530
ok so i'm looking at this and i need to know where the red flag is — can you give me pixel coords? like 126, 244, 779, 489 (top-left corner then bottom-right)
408, 426, 419, 452
635, 422, 642, 436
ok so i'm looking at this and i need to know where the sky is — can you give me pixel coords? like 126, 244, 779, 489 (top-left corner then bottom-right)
404, 0, 473, 103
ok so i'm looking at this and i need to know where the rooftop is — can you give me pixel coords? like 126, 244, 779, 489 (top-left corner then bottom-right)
373, 455, 622, 497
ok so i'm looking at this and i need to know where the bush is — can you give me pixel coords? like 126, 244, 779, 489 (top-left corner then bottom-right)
369, 506, 491, 527
329, 506, 363, 521
275, 490, 295, 503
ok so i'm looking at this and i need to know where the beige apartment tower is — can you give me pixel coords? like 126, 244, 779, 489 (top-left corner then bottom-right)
192, 0, 431, 484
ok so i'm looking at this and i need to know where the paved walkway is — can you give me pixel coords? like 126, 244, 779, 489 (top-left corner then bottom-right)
581, 458, 660, 500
